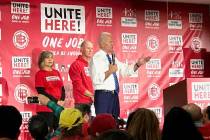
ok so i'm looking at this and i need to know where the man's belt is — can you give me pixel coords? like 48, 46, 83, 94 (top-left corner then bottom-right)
95, 90, 115, 94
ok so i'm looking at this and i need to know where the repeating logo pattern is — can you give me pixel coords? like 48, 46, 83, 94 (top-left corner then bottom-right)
14, 84, 30, 103
13, 30, 29, 49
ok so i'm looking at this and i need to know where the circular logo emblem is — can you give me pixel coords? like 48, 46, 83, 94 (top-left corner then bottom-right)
13, 30, 29, 49
148, 83, 160, 100
14, 84, 30, 103
191, 37, 201, 53
146, 35, 159, 52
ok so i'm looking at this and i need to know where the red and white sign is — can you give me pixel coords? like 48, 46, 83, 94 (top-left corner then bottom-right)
0, 2, 210, 139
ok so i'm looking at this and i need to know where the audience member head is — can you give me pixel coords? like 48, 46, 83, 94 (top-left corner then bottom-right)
80, 40, 94, 60
89, 113, 117, 137
96, 129, 134, 140
0, 105, 22, 139
75, 104, 91, 123
28, 114, 49, 140
202, 106, 210, 124
162, 106, 204, 140
127, 108, 161, 140
59, 108, 83, 138
126, 110, 136, 130
206, 106, 210, 120
98, 32, 113, 54
38, 51, 54, 69
182, 103, 202, 122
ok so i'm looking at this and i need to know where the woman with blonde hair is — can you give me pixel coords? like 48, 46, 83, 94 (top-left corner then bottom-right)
35, 51, 65, 131
127, 108, 161, 140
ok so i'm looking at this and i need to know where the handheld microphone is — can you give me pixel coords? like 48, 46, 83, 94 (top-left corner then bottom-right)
112, 53, 115, 65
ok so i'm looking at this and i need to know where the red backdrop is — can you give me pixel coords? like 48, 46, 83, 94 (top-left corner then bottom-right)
0, 0, 210, 139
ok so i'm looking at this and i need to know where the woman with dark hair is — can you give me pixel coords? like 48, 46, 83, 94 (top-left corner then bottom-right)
35, 51, 65, 131
28, 114, 49, 140
162, 106, 204, 140
0, 105, 22, 140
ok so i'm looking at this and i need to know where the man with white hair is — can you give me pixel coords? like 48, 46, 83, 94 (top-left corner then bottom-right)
90, 32, 151, 119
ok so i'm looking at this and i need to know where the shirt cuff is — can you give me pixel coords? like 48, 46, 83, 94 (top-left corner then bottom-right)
47, 101, 64, 118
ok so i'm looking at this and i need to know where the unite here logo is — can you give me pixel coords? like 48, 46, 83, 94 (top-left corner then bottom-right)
11, 2, 30, 23
41, 3, 85, 34
96, 7, 112, 26
121, 33, 137, 52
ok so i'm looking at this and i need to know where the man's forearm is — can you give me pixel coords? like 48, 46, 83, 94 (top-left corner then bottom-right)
36, 87, 58, 102
47, 101, 64, 118
104, 70, 112, 80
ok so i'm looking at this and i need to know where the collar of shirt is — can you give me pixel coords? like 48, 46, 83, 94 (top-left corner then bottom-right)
99, 49, 108, 56
77, 55, 88, 65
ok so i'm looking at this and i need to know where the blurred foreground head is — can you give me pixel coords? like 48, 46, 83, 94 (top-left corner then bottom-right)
28, 114, 49, 140
162, 107, 204, 140
0, 105, 22, 139
59, 108, 83, 138
182, 103, 202, 121
127, 108, 161, 140
97, 129, 134, 140
89, 113, 117, 137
